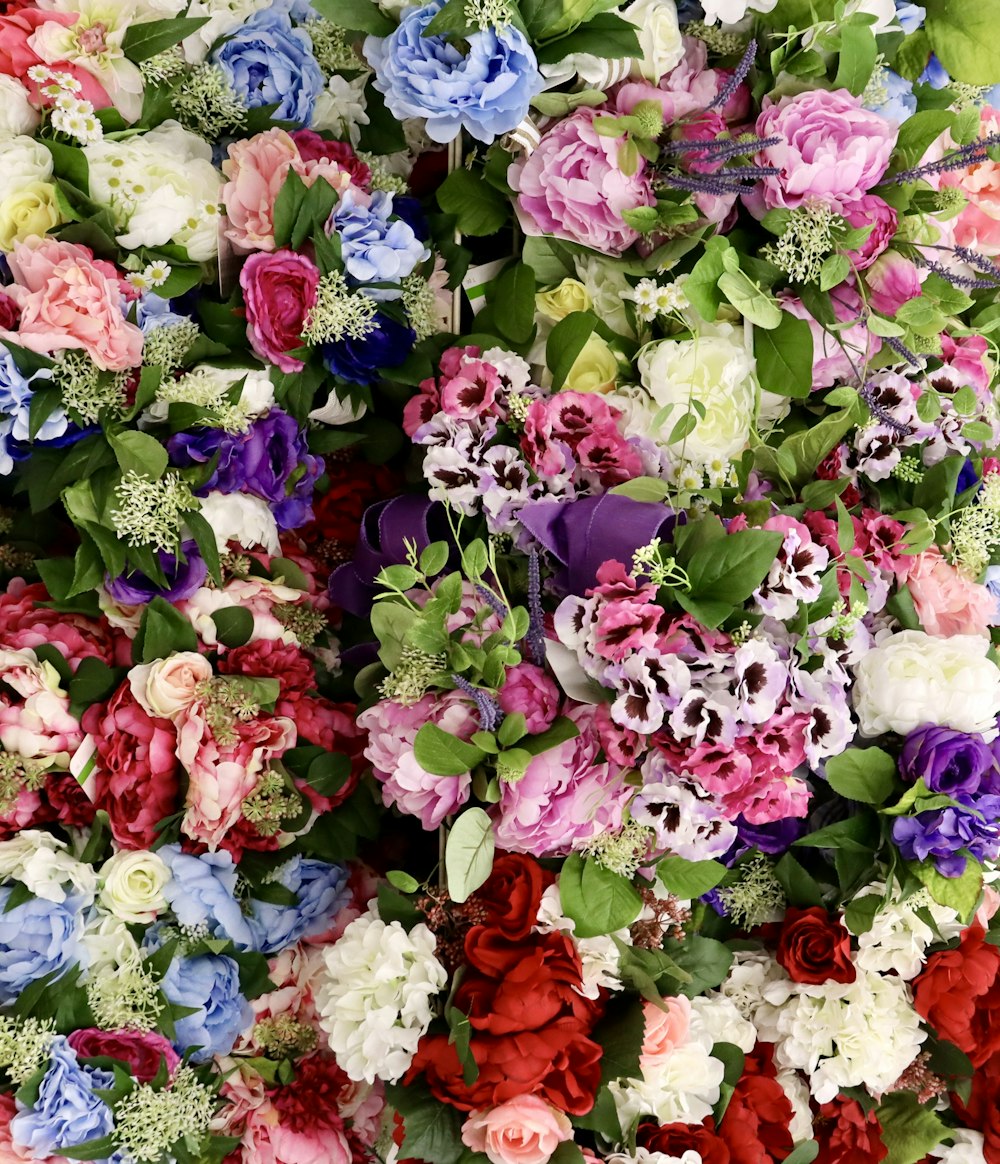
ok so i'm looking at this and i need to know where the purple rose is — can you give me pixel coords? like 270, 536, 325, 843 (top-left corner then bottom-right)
900, 724, 999, 797
105, 541, 207, 604
754, 88, 898, 211
321, 312, 415, 386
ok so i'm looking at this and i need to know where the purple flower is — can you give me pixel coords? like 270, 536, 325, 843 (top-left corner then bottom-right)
892, 794, 1000, 876
105, 541, 207, 604
900, 724, 999, 797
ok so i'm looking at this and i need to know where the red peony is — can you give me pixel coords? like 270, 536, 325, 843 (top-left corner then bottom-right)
914, 924, 1000, 1067
472, 853, 554, 941
82, 684, 180, 849
289, 129, 372, 187
718, 1073, 795, 1164
953, 1051, 1000, 1164
67, 1028, 180, 1083
219, 638, 316, 705
814, 1096, 888, 1164
638, 1120, 731, 1164
775, 907, 856, 985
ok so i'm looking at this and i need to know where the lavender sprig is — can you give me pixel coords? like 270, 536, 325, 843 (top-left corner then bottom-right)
916, 255, 1000, 290
660, 134, 780, 162
859, 381, 913, 436
883, 334, 923, 368
452, 674, 504, 732
526, 548, 545, 667
475, 583, 509, 622
891, 133, 1000, 184
704, 38, 756, 113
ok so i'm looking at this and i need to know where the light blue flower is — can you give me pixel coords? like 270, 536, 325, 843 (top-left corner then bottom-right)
0, 344, 66, 448
159, 844, 254, 950
865, 69, 917, 124
333, 189, 431, 295
895, 0, 925, 31
135, 292, 192, 334
246, 857, 351, 953
161, 953, 253, 1062
364, 1, 544, 144
919, 54, 951, 89
213, 9, 325, 125
0, 888, 86, 1004
9, 1037, 114, 1159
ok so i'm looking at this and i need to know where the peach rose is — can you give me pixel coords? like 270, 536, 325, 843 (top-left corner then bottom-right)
903, 545, 995, 638
222, 128, 300, 253
1, 237, 142, 370
939, 106, 1000, 256
462, 1096, 574, 1164
639, 995, 691, 1071
128, 651, 213, 721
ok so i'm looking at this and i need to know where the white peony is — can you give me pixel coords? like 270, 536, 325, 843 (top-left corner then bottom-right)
933, 1131, 988, 1164
0, 831, 96, 904
635, 323, 757, 468
0, 137, 52, 204
623, 0, 684, 82
196, 491, 280, 554
0, 78, 40, 137
85, 121, 222, 260
852, 629, 1000, 740
315, 912, 447, 1084
98, 849, 171, 924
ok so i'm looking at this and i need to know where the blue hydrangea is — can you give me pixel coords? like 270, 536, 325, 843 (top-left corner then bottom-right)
0, 344, 66, 460
895, 0, 925, 31
0, 888, 87, 1004
135, 292, 192, 334
364, 0, 544, 144
159, 845, 254, 950
160, 953, 254, 1062
333, 190, 431, 295
865, 69, 917, 124
246, 858, 352, 954
9, 1037, 114, 1159
213, 9, 325, 125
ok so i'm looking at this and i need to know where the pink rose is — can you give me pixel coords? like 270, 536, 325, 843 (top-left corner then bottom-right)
639, 995, 691, 1070
128, 651, 213, 721
461, 1096, 574, 1164
938, 107, 1000, 255
0, 9, 110, 111
842, 194, 897, 270
903, 546, 995, 638
241, 249, 320, 373
866, 250, 924, 314
509, 107, 655, 256
498, 663, 560, 734
754, 88, 897, 210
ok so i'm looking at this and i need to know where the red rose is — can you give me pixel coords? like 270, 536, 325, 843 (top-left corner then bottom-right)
638, 1120, 731, 1164
815, 1096, 887, 1164
0, 291, 18, 330
776, 907, 856, 985
219, 639, 316, 705
954, 1052, 1000, 1164
82, 684, 180, 849
67, 1029, 179, 1083
914, 924, 1000, 1066
719, 1073, 795, 1164
297, 460, 403, 555
473, 853, 553, 940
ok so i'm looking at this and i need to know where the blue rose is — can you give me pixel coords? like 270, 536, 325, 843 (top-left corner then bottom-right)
246, 858, 351, 954
322, 313, 416, 386
159, 845, 254, 950
364, 1, 543, 144
9, 1037, 114, 1159
213, 9, 325, 125
161, 953, 254, 1062
0, 888, 86, 1004
333, 190, 431, 295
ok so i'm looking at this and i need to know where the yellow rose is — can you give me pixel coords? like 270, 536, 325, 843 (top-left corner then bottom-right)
0, 182, 61, 252
535, 278, 592, 323
562, 334, 619, 394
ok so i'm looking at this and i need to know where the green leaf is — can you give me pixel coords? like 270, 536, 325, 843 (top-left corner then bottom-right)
419, 542, 450, 577
493, 262, 536, 345
121, 16, 210, 60
825, 746, 897, 805
685, 238, 730, 322
657, 857, 726, 898
311, 0, 396, 33
907, 857, 983, 924
834, 21, 878, 94
754, 311, 814, 399
610, 476, 673, 502
414, 723, 486, 777
546, 311, 597, 391
685, 528, 784, 605
718, 269, 782, 329
924, 0, 1000, 82
559, 852, 643, 938
306, 752, 352, 798
533, 12, 641, 62
844, 892, 882, 936
387, 870, 421, 892
436, 168, 509, 236
210, 606, 253, 649
783, 1143, 820, 1164
819, 252, 852, 291
443, 808, 494, 904
385, 1082, 467, 1164
132, 597, 198, 664
878, 1091, 948, 1164
661, 935, 733, 997
68, 657, 123, 707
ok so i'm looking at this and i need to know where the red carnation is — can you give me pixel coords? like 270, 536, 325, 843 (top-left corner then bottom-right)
815, 1096, 888, 1164
914, 924, 1000, 1067
776, 907, 856, 985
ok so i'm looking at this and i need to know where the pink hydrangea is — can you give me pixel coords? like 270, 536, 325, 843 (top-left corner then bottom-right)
509, 108, 654, 256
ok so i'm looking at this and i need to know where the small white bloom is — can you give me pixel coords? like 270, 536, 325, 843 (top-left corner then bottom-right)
0, 831, 97, 905
933, 1130, 988, 1164
196, 491, 280, 554
689, 994, 757, 1053
313, 75, 371, 149
699, 0, 777, 24
855, 884, 962, 980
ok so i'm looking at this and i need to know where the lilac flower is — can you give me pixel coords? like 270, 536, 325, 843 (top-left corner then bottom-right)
892, 795, 1000, 876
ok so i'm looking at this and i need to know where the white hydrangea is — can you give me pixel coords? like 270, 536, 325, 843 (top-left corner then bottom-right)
535, 883, 626, 998
689, 994, 757, 1053
316, 912, 447, 1084
0, 831, 97, 905
854, 884, 963, 980
313, 75, 371, 149
85, 121, 222, 260
763, 967, 926, 1103
716, 949, 788, 1033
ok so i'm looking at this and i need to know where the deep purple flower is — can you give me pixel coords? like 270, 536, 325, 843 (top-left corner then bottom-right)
321, 313, 415, 386
892, 794, 1000, 876
899, 724, 999, 798
105, 541, 207, 604
730, 814, 808, 859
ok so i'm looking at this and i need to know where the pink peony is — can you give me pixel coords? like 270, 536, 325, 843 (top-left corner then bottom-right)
1, 238, 142, 370
903, 546, 995, 638
0, 579, 121, 669
498, 663, 560, 734
0, 648, 82, 763
241, 249, 320, 373
866, 250, 923, 314
509, 108, 654, 256
639, 995, 691, 1071
938, 106, 1000, 255
222, 129, 302, 253
67, 1029, 179, 1083
461, 1096, 574, 1164
754, 88, 897, 211
842, 194, 897, 270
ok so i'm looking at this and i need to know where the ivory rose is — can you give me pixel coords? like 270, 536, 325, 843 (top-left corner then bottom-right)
128, 652, 213, 721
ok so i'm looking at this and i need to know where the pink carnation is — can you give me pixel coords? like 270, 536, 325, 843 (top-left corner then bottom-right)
509, 108, 654, 256
754, 88, 897, 211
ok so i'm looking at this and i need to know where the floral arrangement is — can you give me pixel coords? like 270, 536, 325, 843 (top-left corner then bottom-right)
5, 0, 1000, 1162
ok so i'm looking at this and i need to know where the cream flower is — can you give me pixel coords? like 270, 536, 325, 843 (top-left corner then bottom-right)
98, 850, 170, 924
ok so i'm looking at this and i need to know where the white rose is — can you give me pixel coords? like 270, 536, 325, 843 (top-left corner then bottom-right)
83, 913, 140, 973
0, 78, 40, 137
182, 0, 272, 61
98, 850, 170, 924
637, 324, 757, 466
852, 629, 1000, 740
623, 0, 684, 82
128, 651, 213, 720
0, 137, 52, 204
196, 491, 280, 554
